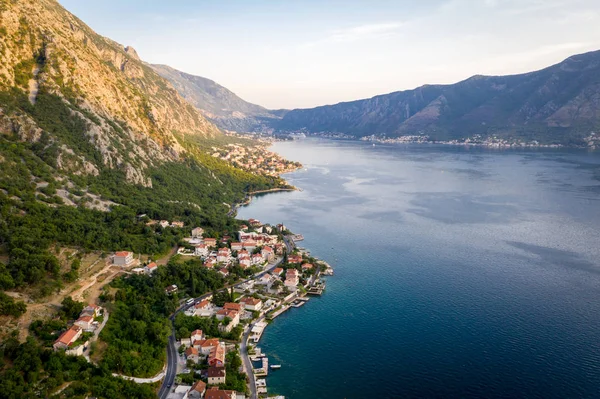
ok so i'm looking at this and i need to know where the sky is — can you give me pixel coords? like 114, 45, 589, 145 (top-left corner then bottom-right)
59, 0, 600, 110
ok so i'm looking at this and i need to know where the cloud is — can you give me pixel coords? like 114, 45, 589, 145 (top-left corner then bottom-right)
329, 23, 403, 42
300, 22, 403, 49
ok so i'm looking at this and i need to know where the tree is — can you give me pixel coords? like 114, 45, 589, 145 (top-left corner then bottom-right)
60, 296, 83, 320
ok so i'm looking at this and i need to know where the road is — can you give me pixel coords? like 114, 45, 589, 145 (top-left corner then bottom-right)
240, 317, 264, 399
83, 310, 109, 363
158, 236, 293, 399
157, 330, 178, 399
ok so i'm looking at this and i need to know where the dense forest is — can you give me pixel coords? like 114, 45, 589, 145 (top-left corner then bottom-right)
98, 259, 227, 377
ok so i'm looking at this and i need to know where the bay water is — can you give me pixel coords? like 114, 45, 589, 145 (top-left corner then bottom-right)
238, 139, 600, 398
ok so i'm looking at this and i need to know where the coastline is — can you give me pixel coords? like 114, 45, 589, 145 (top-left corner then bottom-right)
287, 133, 599, 150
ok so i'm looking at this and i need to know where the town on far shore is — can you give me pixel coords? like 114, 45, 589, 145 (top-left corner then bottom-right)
52, 216, 333, 399
211, 142, 302, 176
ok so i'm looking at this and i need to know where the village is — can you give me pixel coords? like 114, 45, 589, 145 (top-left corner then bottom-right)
210, 143, 302, 176
50, 217, 332, 399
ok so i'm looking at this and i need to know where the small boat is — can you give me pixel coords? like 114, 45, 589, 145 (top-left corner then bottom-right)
270, 364, 282, 370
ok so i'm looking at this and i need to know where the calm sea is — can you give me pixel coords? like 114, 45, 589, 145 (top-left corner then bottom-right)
237, 139, 600, 399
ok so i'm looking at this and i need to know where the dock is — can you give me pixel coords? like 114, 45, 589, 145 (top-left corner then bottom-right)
307, 279, 326, 296
249, 321, 268, 343
290, 297, 309, 308
267, 305, 290, 319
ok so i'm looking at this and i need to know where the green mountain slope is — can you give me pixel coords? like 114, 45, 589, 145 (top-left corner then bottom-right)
151, 63, 285, 132
0, 0, 283, 295
277, 50, 600, 146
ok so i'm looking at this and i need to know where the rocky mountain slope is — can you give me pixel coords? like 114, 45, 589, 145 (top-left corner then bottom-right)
0, 0, 223, 186
151, 64, 284, 132
276, 50, 600, 145
0, 0, 282, 293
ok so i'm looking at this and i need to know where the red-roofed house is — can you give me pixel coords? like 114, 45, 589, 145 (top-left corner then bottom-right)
217, 248, 231, 263
302, 263, 314, 270
185, 346, 200, 363
251, 253, 264, 265
80, 304, 101, 318
195, 243, 208, 257
208, 344, 226, 367
207, 366, 226, 385
113, 251, 133, 266
272, 267, 284, 276
191, 329, 204, 342
261, 246, 274, 261
223, 303, 241, 312
144, 262, 158, 274
189, 380, 207, 399
230, 242, 243, 251
240, 297, 263, 311
53, 326, 82, 351
285, 269, 299, 287
242, 241, 257, 251
287, 254, 302, 264
203, 238, 217, 248
196, 338, 220, 355
216, 309, 240, 332
74, 315, 94, 331
248, 218, 262, 227
205, 387, 236, 399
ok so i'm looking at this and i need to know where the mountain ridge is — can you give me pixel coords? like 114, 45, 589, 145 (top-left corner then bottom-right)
275, 49, 600, 145
151, 63, 283, 133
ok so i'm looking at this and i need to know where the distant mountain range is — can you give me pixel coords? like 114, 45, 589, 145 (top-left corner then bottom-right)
275, 50, 600, 145
154, 51, 600, 146
151, 64, 285, 133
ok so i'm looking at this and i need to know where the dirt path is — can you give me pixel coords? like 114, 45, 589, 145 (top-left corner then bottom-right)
156, 246, 177, 266
14, 257, 118, 341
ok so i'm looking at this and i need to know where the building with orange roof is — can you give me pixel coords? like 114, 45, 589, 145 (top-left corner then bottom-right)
53, 326, 82, 351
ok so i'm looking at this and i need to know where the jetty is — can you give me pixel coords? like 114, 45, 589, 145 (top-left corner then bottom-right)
267, 305, 291, 319
307, 279, 326, 296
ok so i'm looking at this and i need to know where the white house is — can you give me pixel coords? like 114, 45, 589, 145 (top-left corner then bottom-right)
113, 251, 133, 267
195, 244, 208, 257
185, 346, 200, 364
216, 309, 240, 329
284, 269, 299, 287
256, 273, 273, 286
230, 242, 243, 251
251, 253, 264, 265
203, 238, 217, 248
217, 248, 231, 263
191, 227, 204, 238
261, 246, 274, 261
191, 329, 204, 342
144, 262, 158, 274
207, 366, 227, 385
238, 256, 251, 269
74, 315, 94, 331
189, 380, 207, 399
240, 297, 263, 311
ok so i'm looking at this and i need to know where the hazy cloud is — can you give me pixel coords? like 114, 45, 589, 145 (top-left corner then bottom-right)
301, 22, 403, 49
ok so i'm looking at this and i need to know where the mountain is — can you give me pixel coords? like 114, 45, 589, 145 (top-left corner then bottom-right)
151, 64, 285, 132
0, 0, 233, 187
0, 0, 282, 293
277, 50, 600, 145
